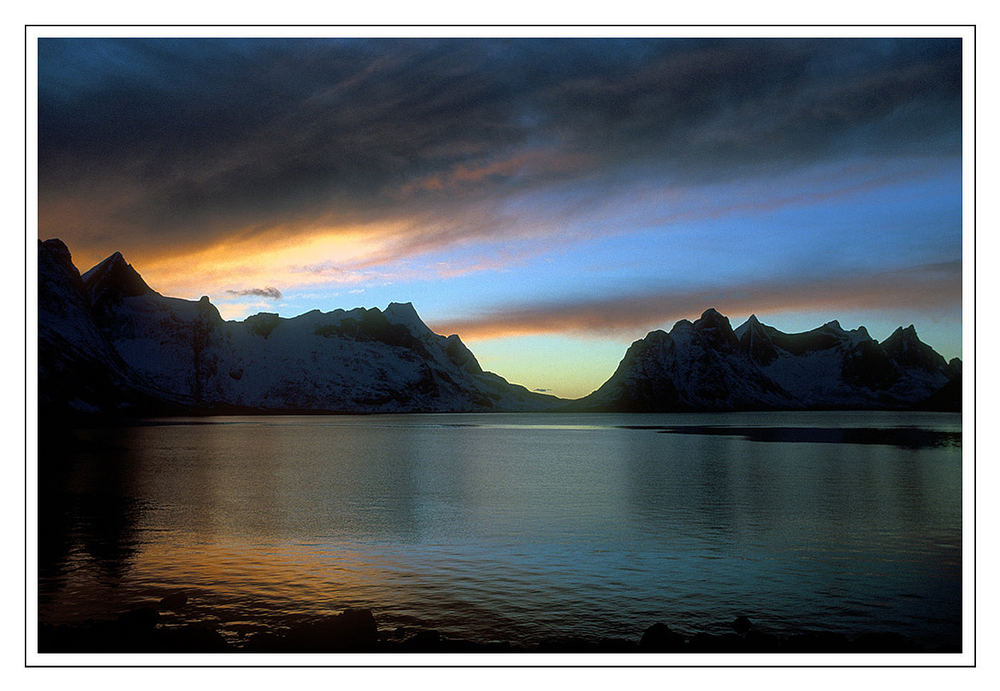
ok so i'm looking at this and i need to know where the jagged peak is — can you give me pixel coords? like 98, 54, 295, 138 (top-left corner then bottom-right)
384, 301, 417, 323
695, 307, 730, 326
622, 330, 670, 358
41, 237, 71, 257
386, 301, 417, 315
885, 324, 920, 343
39, 238, 80, 281
735, 314, 768, 340
823, 319, 844, 331
383, 301, 433, 336
880, 323, 947, 373
82, 251, 124, 278
81, 250, 155, 301
694, 307, 735, 334
642, 329, 671, 342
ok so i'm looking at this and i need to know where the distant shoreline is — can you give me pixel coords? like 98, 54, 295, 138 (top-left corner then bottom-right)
38, 412, 962, 454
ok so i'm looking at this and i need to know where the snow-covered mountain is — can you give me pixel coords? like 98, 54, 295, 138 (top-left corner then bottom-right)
574, 308, 960, 412
38, 240, 560, 416
39, 241, 961, 416
38, 239, 172, 415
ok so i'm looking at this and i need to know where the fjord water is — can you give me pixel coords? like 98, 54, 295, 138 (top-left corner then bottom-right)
38, 412, 962, 650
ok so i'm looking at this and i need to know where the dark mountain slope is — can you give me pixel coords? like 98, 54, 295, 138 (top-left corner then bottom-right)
574, 308, 959, 412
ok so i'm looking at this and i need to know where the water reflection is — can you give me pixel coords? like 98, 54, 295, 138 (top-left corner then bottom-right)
38, 427, 144, 622
37, 412, 962, 649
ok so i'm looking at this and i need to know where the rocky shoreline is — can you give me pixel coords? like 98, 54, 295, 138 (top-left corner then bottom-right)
39, 602, 946, 654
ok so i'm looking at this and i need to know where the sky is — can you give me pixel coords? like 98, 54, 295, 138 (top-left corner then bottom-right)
37, 37, 964, 399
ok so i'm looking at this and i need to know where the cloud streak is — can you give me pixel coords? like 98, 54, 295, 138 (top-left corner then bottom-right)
225, 286, 282, 299
428, 262, 962, 341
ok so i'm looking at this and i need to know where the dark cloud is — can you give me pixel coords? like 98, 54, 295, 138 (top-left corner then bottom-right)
38, 38, 962, 257
225, 286, 282, 299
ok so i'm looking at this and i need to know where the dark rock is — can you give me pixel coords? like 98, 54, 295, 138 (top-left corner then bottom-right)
336, 608, 378, 635
38, 618, 235, 654
916, 374, 962, 412
154, 623, 229, 652
476, 640, 513, 652
782, 631, 853, 653
688, 632, 746, 652
842, 338, 900, 389
535, 636, 597, 653
594, 637, 638, 652
398, 629, 442, 651
639, 623, 686, 651
744, 629, 779, 652
158, 591, 188, 611
245, 608, 378, 652
117, 606, 159, 631
388, 626, 410, 640
731, 615, 753, 636
850, 631, 920, 652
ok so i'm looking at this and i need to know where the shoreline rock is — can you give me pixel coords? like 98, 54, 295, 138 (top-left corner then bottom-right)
38, 611, 943, 654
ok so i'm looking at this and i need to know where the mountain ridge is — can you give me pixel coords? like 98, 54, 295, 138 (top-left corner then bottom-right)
38, 240, 961, 416
38, 239, 560, 417
573, 308, 960, 412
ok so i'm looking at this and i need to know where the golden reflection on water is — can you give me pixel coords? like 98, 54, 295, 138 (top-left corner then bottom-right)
37, 412, 963, 647
136, 539, 398, 618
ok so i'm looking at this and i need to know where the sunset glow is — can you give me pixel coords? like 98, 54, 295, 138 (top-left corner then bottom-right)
38, 37, 963, 398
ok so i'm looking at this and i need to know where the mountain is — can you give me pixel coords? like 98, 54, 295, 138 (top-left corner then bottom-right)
574, 308, 960, 412
38, 240, 174, 416
38, 240, 561, 417
38, 241, 961, 416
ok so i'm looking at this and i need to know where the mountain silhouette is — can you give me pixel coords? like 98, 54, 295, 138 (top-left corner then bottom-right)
574, 308, 960, 412
38, 240, 960, 416
38, 239, 559, 417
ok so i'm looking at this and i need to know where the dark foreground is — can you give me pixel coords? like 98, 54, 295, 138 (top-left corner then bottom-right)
39, 601, 948, 654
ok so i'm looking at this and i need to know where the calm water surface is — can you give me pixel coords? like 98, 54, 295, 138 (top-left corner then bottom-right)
38, 412, 962, 649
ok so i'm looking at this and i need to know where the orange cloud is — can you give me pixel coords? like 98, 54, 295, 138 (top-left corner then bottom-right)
128, 215, 551, 311
400, 149, 591, 196
428, 262, 962, 341
136, 220, 405, 299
